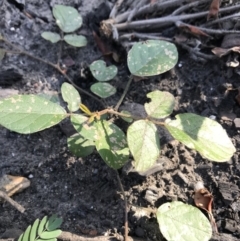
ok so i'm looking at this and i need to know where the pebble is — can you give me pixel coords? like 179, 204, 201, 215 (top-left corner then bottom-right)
234, 118, 240, 128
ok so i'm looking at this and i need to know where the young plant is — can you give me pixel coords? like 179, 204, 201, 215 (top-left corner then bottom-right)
41, 5, 87, 48
18, 215, 62, 241
89, 60, 118, 98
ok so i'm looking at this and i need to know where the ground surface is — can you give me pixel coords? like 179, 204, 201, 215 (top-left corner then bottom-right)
0, 1, 240, 241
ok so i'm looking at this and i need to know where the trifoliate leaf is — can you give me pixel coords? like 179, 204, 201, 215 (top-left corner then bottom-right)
63, 34, 87, 47
157, 201, 212, 241
127, 40, 178, 76
145, 90, 175, 118
41, 32, 61, 43
94, 120, 129, 169
53, 5, 82, 33
0, 95, 67, 134
165, 113, 236, 162
90, 83, 116, 98
127, 120, 160, 172
61, 83, 81, 112
89, 60, 118, 81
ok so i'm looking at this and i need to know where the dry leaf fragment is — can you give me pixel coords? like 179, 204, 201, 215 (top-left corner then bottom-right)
194, 182, 218, 233
212, 46, 240, 57
207, 0, 220, 20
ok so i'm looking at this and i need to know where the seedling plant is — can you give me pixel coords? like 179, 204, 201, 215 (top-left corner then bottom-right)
0, 4, 236, 241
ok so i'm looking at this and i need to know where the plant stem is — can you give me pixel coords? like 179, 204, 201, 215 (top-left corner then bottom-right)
116, 170, 128, 241
1, 37, 105, 107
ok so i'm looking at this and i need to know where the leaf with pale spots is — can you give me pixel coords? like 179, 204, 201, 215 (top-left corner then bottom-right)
165, 113, 236, 162
53, 5, 82, 33
90, 60, 117, 81
64, 34, 87, 47
68, 134, 95, 157
90, 83, 116, 98
127, 120, 160, 172
0, 95, 67, 134
145, 90, 175, 118
61, 83, 81, 112
157, 201, 212, 241
94, 120, 129, 169
41, 32, 61, 43
127, 40, 178, 77
71, 114, 96, 140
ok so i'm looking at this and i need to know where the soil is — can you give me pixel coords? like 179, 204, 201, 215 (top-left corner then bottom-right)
0, 1, 240, 241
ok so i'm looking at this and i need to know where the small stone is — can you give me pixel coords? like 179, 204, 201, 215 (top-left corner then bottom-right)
234, 118, 240, 128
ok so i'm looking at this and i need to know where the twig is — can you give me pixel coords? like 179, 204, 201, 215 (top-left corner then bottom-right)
0, 190, 25, 213
114, 75, 133, 111
113, 4, 240, 30
109, 0, 125, 19
120, 32, 172, 42
115, 171, 128, 241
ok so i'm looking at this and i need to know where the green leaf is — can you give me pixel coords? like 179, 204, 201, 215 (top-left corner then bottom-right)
53, 5, 82, 33
46, 215, 62, 231
145, 90, 175, 118
41, 32, 61, 43
18, 233, 23, 241
0, 95, 67, 134
61, 83, 81, 112
68, 134, 95, 157
0, 48, 6, 61
71, 114, 96, 140
127, 120, 160, 172
39, 230, 62, 240
89, 60, 118, 81
22, 225, 31, 241
94, 120, 129, 169
165, 113, 236, 162
120, 110, 133, 123
29, 219, 40, 241
38, 239, 57, 241
90, 83, 116, 98
38, 216, 48, 236
157, 201, 212, 241
127, 40, 178, 77
63, 34, 87, 47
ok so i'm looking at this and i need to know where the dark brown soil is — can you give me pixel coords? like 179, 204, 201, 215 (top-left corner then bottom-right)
0, 1, 240, 241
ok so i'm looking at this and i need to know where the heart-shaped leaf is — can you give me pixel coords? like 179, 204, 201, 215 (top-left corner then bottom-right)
94, 120, 129, 169
165, 113, 236, 162
90, 83, 116, 98
157, 201, 212, 241
41, 32, 61, 43
63, 34, 87, 47
127, 120, 160, 172
53, 5, 82, 33
0, 95, 67, 134
68, 134, 95, 158
127, 40, 178, 76
90, 60, 118, 81
145, 90, 175, 118
61, 83, 81, 112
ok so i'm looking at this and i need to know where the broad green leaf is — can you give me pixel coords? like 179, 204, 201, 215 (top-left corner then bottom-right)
38, 216, 48, 236
157, 201, 212, 241
41, 32, 61, 43
90, 60, 118, 81
46, 215, 63, 231
127, 40, 178, 76
127, 120, 160, 172
165, 113, 236, 162
29, 219, 39, 241
0, 95, 67, 134
94, 120, 129, 169
63, 34, 87, 47
90, 83, 116, 98
39, 230, 62, 239
120, 110, 133, 123
145, 90, 175, 118
71, 114, 96, 140
68, 134, 95, 157
53, 5, 82, 33
0, 48, 6, 61
22, 225, 31, 241
38, 93, 60, 104
61, 83, 81, 112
